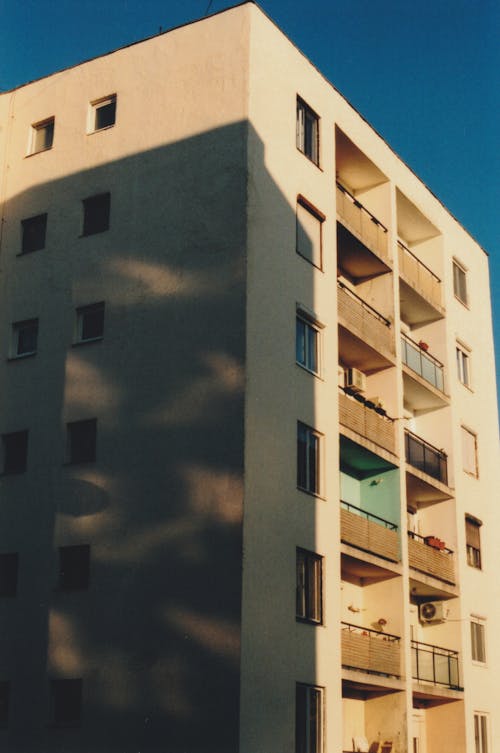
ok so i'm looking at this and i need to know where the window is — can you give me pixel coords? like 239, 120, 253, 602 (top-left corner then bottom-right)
453, 260, 468, 305
456, 344, 471, 387
59, 545, 90, 590
90, 94, 116, 132
67, 419, 97, 464
296, 197, 324, 269
296, 309, 321, 374
471, 618, 486, 663
76, 302, 105, 343
30, 118, 54, 154
296, 98, 319, 165
51, 679, 82, 725
0, 553, 18, 597
82, 193, 110, 236
296, 549, 323, 624
2, 431, 28, 474
296, 683, 324, 753
465, 515, 482, 569
297, 422, 321, 495
461, 426, 478, 477
21, 213, 47, 254
474, 713, 489, 753
11, 319, 38, 358
0, 682, 9, 726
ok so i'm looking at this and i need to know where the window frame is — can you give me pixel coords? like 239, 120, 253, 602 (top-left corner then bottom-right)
465, 514, 482, 570
296, 306, 322, 376
296, 97, 320, 166
456, 342, 471, 388
470, 618, 486, 664
10, 318, 39, 359
297, 422, 322, 497
89, 94, 117, 133
453, 259, 468, 306
296, 548, 323, 625
296, 682, 324, 753
474, 712, 489, 753
81, 192, 111, 237
66, 419, 97, 465
296, 195, 325, 270
29, 117, 54, 155
2, 430, 28, 475
75, 302, 105, 344
20, 213, 47, 255
461, 425, 478, 478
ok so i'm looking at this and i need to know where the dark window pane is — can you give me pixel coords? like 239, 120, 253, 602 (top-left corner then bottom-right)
15, 320, 38, 355
95, 100, 116, 130
59, 545, 90, 590
79, 303, 104, 341
82, 193, 110, 236
68, 420, 97, 464
51, 679, 82, 724
0, 681, 9, 725
0, 554, 18, 597
2, 431, 28, 474
21, 213, 47, 253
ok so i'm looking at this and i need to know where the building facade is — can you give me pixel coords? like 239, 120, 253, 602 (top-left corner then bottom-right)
0, 3, 498, 752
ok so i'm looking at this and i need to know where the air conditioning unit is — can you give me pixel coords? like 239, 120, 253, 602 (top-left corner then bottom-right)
344, 367, 366, 393
419, 601, 447, 624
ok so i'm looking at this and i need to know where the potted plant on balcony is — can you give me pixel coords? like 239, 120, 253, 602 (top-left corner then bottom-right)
424, 535, 446, 550
418, 340, 429, 351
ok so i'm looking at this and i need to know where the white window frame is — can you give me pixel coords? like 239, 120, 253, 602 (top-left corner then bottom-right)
456, 342, 471, 387
470, 617, 486, 664
474, 712, 489, 753
75, 302, 105, 344
11, 319, 38, 358
461, 426, 478, 477
296, 97, 320, 165
296, 683, 324, 753
29, 117, 54, 155
453, 259, 468, 306
296, 548, 323, 624
296, 196, 324, 270
296, 306, 323, 376
88, 94, 117, 133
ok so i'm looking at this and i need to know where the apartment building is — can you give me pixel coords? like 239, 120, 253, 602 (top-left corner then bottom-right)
0, 3, 498, 752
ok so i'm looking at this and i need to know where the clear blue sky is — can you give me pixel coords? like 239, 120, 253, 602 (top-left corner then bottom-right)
2, 0, 499, 391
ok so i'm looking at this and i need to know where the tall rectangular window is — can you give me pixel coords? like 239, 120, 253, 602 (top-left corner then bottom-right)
296, 98, 319, 165
90, 94, 116, 132
2, 431, 28, 475
51, 679, 82, 725
297, 422, 321, 495
296, 549, 323, 624
76, 302, 105, 343
461, 426, 478, 477
21, 213, 47, 254
296, 683, 324, 753
465, 515, 482, 569
296, 197, 324, 269
474, 713, 489, 753
82, 193, 110, 236
0, 553, 18, 597
471, 619, 486, 663
11, 319, 38, 358
296, 310, 321, 375
67, 419, 97, 464
453, 260, 468, 305
456, 344, 471, 387
30, 118, 54, 154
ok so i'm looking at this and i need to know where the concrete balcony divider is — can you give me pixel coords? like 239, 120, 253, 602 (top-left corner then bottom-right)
339, 389, 397, 455
338, 282, 395, 356
408, 533, 455, 584
342, 623, 400, 677
341, 503, 399, 562
336, 183, 389, 262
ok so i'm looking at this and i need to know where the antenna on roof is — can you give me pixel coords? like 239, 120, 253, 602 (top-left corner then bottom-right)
204, 1, 214, 14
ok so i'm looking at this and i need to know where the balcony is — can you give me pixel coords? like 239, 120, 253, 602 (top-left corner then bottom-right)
412, 640, 461, 690
337, 183, 390, 278
340, 389, 397, 457
408, 532, 455, 584
341, 502, 399, 563
338, 282, 395, 371
401, 334, 448, 413
405, 431, 447, 485
398, 241, 444, 325
342, 623, 400, 677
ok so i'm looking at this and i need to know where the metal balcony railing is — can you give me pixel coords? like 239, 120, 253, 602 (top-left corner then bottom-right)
336, 183, 389, 262
341, 501, 397, 530
405, 430, 448, 485
411, 640, 461, 689
338, 282, 394, 356
401, 334, 444, 392
342, 622, 400, 677
398, 241, 443, 311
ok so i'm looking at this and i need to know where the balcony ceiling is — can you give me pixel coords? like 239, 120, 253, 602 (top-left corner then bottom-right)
342, 677, 399, 700
400, 279, 445, 327
339, 326, 393, 375
336, 130, 388, 192
342, 551, 401, 585
409, 574, 458, 602
340, 436, 397, 479
406, 469, 453, 506
337, 224, 390, 281
397, 190, 439, 245
413, 686, 463, 708
402, 368, 449, 414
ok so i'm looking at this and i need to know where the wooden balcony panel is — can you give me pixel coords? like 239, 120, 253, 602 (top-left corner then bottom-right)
336, 185, 389, 263
342, 630, 400, 676
408, 537, 455, 584
338, 286, 394, 356
341, 509, 399, 562
339, 392, 396, 455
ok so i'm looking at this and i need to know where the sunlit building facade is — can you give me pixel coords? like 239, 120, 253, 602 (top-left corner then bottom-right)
0, 3, 498, 752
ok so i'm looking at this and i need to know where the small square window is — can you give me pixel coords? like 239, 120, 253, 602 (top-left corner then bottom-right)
296, 683, 324, 753
51, 679, 82, 725
297, 422, 321, 496
0, 681, 10, 726
465, 515, 482, 570
456, 344, 471, 387
11, 319, 38, 358
82, 193, 110, 236
474, 713, 489, 753
296, 310, 321, 375
67, 419, 97, 464
471, 618, 486, 663
461, 426, 478, 477
0, 553, 18, 597
30, 118, 54, 154
21, 213, 47, 254
76, 303, 105, 343
296, 548, 323, 624
296, 98, 319, 165
2, 431, 28, 475
453, 260, 468, 305
59, 545, 90, 590
296, 197, 324, 269
90, 95, 117, 132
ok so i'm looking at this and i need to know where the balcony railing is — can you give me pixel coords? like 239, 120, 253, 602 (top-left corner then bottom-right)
340, 388, 396, 455
405, 430, 448, 485
338, 282, 394, 356
408, 532, 455, 584
341, 501, 399, 562
342, 622, 400, 677
398, 241, 443, 311
336, 183, 389, 262
412, 640, 461, 690
401, 334, 444, 392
